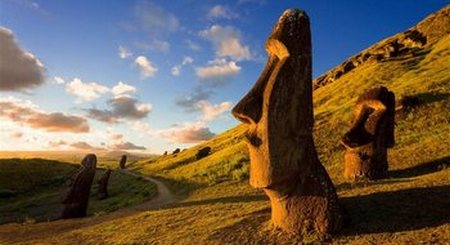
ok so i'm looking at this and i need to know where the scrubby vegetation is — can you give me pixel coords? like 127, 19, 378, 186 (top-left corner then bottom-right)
0, 158, 157, 224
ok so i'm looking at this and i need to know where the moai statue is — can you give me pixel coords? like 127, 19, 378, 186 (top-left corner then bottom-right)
62, 154, 97, 219
340, 86, 395, 180
98, 169, 112, 200
119, 155, 127, 169
232, 9, 342, 236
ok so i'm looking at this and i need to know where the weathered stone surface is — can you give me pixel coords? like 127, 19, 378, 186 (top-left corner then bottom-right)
62, 154, 96, 219
97, 169, 112, 200
340, 86, 396, 180
196, 146, 211, 160
119, 155, 127, 169
232, 9, 342, 236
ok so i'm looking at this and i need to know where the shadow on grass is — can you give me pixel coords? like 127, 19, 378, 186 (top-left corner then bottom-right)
336, 178, 411, 192
170, 194, 267, 209
340, 185, 450, 235
389, 156, 450, 178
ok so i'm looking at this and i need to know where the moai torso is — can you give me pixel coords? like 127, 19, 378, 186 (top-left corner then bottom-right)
62, 154, 97, 218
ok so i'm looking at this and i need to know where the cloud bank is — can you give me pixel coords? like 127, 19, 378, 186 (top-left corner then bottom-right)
0, 27, 45, 91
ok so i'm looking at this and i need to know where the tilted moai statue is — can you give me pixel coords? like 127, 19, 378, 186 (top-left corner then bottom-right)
119, 155, 127, 169
98, 169, 112, 200
62, 154, 97, 219
232, 9, 343, 235
340, 86, 395, 180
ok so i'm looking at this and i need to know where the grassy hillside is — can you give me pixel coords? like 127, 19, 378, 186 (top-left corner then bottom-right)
0, 158, 157, 224
0, 6, 449, 244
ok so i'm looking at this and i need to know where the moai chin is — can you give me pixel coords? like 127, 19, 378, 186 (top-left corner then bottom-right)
232, 9, 343, 236
62, 154, 97, 219
340, 86, 395, 180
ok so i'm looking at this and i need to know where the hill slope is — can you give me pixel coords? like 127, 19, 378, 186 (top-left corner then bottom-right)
1, 5, 449, 244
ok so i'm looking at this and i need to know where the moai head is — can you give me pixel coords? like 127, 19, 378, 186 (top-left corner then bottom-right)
340, 86, 396, 180
81, 154, 97, 170
341, 86, 396, 149
232, 9, 313, 188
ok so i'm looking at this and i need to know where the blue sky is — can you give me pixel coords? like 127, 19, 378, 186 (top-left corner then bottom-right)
0, 0, 448, 153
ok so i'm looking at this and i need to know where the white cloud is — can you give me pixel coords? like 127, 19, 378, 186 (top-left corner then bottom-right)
53, 76, 65, 85
171, 66, 181, 76
156, 121, 215, 144
207, 5, 238, 19
196, 58, 241, 79
200, 25, 251, 61
0, 96, 90, 133
65, 78, 109, 103
87, 96, 152, 123
135, 55, 158, 78
0, 26, 46, 91
111, 81, 136, 96
170, 56, 194, 77
118, 46, 132, 59
182, 56, 194, 65
196, 100, 232, 121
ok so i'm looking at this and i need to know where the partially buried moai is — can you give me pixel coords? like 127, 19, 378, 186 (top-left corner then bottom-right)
62, 154, 97, 219
98, 169, 112, 200
232, 9, 343, 235
119, 155, 127, 169
340, 86, 395, 180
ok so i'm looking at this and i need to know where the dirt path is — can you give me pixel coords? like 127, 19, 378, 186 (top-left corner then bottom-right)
116, 169, 176, 211
0, 169, 178, 244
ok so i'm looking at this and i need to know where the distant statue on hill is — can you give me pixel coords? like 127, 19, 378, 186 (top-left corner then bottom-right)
231, 9, 343, 236
196, 146, 211, 160
119, 155, 127, 169
62, 154, 97, 219
340, 86, 396, 180
98, 169, 112, 200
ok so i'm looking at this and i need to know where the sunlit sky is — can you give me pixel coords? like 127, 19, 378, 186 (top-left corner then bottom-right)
0, 0, 448, 153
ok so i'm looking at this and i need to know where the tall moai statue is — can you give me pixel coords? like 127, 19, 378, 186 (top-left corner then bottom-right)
98, 169, 112, 200
340, 86, 395, 180
232, 9, 343, 236
119, 155, 127, 169
62, 154, 97, 219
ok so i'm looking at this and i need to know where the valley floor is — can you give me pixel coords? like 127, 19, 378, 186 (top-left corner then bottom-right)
0, 160, 449, 244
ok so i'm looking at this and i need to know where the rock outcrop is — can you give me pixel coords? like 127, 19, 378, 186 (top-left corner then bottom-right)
97, 169, 112, 200
62, 154, 96, 219
232, 9, 343, 236
313, 5, 450, 90
340, 86, 396, 180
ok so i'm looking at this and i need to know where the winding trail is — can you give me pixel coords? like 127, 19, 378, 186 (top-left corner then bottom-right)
117, 169, 176, 211
0, 168, 178, 243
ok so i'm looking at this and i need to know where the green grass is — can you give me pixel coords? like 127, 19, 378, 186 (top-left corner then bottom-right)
0, 158, 157, 224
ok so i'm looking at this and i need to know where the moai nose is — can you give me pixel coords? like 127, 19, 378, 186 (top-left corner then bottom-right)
232, 94, 262, 125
